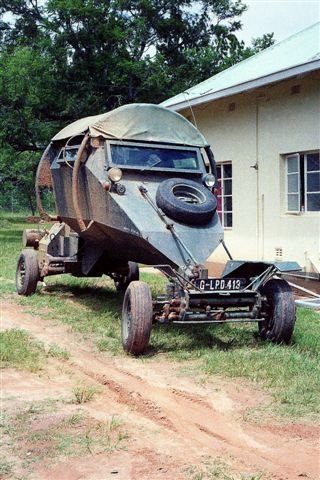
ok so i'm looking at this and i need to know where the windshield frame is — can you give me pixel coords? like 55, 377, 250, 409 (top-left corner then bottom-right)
105, 140, 205, 174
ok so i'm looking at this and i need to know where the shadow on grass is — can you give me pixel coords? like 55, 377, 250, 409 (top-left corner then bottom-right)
147, 322, 260, 356
42, 282, 123, 312
38, 280, 260, 356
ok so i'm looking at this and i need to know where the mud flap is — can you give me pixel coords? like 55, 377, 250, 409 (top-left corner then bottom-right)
221, 260, 301, 279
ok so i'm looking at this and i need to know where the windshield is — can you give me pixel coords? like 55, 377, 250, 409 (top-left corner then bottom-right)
109, 144, 200, 170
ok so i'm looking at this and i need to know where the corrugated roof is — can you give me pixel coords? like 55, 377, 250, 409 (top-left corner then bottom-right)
161, 22, 320, 110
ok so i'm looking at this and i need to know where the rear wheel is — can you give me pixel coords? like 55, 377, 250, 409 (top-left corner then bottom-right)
16, 249, 40, 296
122, 281, 153, 355
259, 278, 295, 343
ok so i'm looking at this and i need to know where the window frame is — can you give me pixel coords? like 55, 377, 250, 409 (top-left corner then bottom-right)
286, 153, 300, 213
105, 140, 205, 174
304, 153, 320, 212
285, 151, 320, 213
216, 162, 233, 229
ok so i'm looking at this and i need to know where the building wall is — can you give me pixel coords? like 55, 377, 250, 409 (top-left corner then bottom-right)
181, 71, 320, 271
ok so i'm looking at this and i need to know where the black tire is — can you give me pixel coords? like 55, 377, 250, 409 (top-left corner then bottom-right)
16, 249, 40, 296
122, 281, 153, 355
259, 278, 296, 344
115, 262, 139, 292
156, 178, 217, 226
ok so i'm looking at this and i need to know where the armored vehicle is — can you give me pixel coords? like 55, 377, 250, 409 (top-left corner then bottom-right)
16, 104, 299, 354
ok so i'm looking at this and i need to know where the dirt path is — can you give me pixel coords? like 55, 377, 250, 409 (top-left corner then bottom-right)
1, 300, 319, 480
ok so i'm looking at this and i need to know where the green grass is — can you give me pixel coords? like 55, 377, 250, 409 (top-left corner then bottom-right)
1, 399, 128, 475
72, 382, 101, 404
1, 214, 320, 421
47, 343, 70, 360
0, 329, 46, 372
185, 457, 269, 480
0, 328, 71, 372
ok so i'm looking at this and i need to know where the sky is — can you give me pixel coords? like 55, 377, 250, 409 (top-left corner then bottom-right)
237, 0, 320, 44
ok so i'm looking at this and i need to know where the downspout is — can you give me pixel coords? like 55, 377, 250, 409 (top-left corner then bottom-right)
255, 95, 266, 260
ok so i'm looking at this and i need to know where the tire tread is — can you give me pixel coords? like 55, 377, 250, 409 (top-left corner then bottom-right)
122, 281, 153, 355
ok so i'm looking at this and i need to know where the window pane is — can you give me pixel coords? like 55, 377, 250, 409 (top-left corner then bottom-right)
110, 145, 199, 170
216, 162, 232, 228
306, 193, 320, 211
288, 173, 299, 193
224, 213, 232, 227
287, 194, 299, 211
223, 164, 232, 178
287, 155, 298, 173
224, 179, 232, 195
224, 197, 232, 211
307, 154, 320, 172
307, 172, 320, 192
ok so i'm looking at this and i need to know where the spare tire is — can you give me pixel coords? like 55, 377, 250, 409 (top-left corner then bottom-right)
156, 178, 217, 226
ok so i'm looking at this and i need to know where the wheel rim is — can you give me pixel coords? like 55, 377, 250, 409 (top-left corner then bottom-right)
122, 295, 132, 342
172, 184, 206, 205
260, 303, 274, 337
17, 258, 26, 290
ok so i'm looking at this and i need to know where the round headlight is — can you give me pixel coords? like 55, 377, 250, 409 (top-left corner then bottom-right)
107, 167, 123, 183
203, 173, 216, 188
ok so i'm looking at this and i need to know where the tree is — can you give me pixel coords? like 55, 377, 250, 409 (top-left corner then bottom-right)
0, 1, 274, 213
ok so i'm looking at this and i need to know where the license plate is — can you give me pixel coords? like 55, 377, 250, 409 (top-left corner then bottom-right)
194, 278, 246, 291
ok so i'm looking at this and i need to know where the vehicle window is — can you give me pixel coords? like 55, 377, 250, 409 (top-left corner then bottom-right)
110, 145, 199, 170
57, 147, 79, 162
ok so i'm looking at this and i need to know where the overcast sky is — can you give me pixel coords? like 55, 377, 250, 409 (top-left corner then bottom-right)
238, 0, 320, 44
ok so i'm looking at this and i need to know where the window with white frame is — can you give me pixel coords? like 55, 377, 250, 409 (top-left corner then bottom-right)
286, 152, 320, 212
216, 163, 232, 227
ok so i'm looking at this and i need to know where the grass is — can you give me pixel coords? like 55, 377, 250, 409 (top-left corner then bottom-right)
185, 457, 269, 480
47, 343, 70, 360
0, 329, 46, 372
0, 399, 128, 475
0, 329, 70, 373
72, 382, 101, 404
1, 214, 320, 421
0, 459, 13, 476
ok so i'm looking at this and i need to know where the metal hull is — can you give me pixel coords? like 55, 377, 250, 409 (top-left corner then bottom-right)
51, 151, 223, 270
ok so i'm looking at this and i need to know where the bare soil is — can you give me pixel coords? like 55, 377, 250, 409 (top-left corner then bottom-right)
1, 300, 319, 480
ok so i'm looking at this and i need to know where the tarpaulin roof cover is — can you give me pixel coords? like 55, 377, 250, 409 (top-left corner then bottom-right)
52, 103, 208, 147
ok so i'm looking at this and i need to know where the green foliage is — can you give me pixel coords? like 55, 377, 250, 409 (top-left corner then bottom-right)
0, 1, 275, 213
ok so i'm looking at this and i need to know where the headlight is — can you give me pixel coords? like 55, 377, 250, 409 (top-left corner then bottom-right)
107, 167, 123, 182
203, 173, 216, 188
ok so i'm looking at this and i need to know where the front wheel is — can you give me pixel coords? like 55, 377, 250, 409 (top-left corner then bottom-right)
122, 281, 153, 355
259, 278, 296, 344
16, 249, 40, 296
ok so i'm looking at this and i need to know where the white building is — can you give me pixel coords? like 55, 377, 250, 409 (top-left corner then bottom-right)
161, 23, 320, 274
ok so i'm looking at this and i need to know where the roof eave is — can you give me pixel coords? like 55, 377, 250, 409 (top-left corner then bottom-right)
164, 59, 320, 112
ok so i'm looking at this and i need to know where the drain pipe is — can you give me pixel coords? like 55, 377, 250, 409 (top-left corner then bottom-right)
254, 95, 266, 259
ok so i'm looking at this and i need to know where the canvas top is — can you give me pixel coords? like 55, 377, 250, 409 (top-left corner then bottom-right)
52, 103, 208, 147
